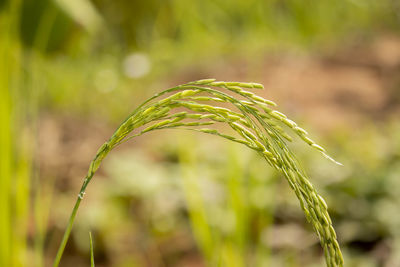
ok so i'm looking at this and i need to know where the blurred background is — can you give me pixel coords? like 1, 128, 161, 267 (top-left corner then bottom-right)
2, 0, 400, 266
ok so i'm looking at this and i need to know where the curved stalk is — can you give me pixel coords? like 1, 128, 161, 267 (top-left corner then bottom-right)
52, 79, 344, 267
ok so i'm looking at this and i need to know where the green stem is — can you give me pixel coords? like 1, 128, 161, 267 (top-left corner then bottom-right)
52, 174, 92, 267
52, 197, 81, 267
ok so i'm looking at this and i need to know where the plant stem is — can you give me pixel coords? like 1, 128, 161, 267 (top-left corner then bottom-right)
52, 197, 81, 267
89, 232, 95, 267
52, 174, 92, 267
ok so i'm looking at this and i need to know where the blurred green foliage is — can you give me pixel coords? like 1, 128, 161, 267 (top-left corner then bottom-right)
2, 0, 400, 266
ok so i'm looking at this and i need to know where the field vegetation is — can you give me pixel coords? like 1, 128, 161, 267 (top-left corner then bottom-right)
1, 0, 400, 266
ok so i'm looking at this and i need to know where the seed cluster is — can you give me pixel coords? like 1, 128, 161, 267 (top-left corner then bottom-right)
83, 79, 343, 267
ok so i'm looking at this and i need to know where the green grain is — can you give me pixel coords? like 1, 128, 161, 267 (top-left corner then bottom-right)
53, 79, 344, 267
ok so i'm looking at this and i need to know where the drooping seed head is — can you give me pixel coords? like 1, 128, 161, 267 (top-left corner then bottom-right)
81, 79, 343, 267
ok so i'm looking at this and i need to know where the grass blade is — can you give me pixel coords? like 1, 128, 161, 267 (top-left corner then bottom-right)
89, 232, 95, 267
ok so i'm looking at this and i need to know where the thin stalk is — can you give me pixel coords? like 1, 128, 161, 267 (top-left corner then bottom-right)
52, 173, 92, 267
89, 232, 95, 267
52, 197, 81, 267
